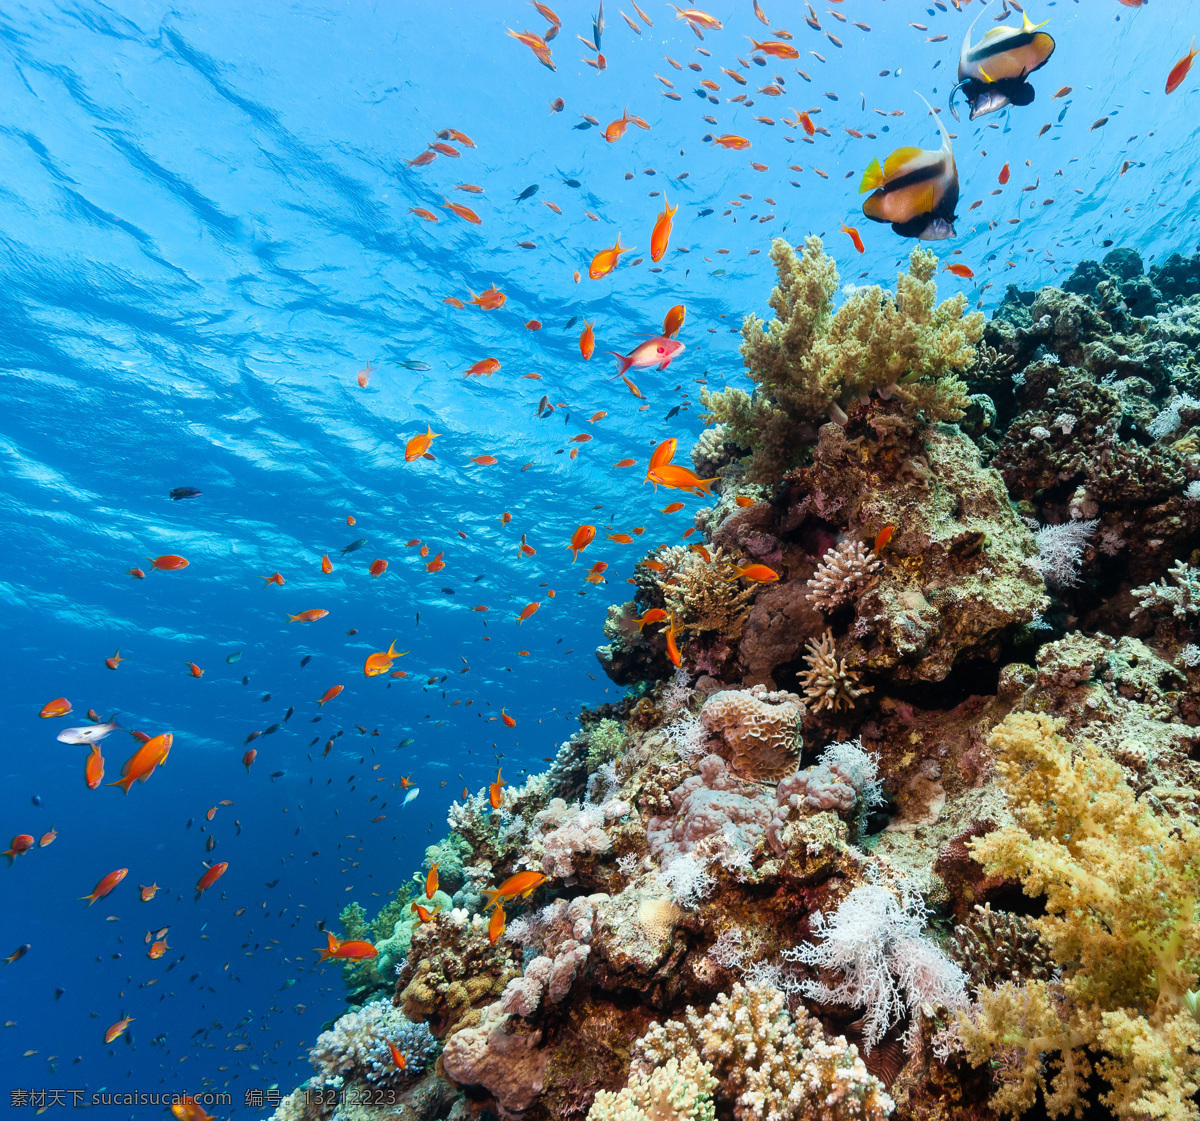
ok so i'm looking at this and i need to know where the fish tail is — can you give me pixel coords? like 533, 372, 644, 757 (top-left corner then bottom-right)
107, 774, 136, 795
694, 476, 720, 495
481, 888, 503, 912
606, 350, 633, 376
76, 893, 97, 906
859, 157, 884, 193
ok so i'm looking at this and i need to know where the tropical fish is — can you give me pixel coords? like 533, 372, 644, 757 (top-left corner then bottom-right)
1168, 41, 1199, 95
3, 835, 34, 864
468, 284, 506, 310
315, 932, 379, 962
840, 223, 865, 253
608, 336, 685, 376
425, 863, 439, 898
481, 870, 547, 911
317, 685, 344, 707
340, 538, 369, 555
169, 487, 202, 500
632, 608, 669, 631
727, 563, 780, 583
147, 554, 189, 571
195, 861, 228, 898
405, 426, 440, 462
108, 732, 173, 794
262, 571, 285, 586
951, 9, 1054, 121
365, 641, 402, 677
243, 748, 257, 773
859, 93, 958, 241
56, 719, 119, 745
501, 707, 517, 726
79, 868, 128, 906
490, 767, 504, 807
184, 661, 204, 677
489, 901, 506, 945
139, 883, 160, 902
84, 745, 105, 789
104, 648, 127, 671
647, 463, 719, 495
38, 829, 57, 847
104, 1014, 134, 1044
170, 1097, 215, 1121
662, 304, 685, 338
589, 235, 633, 279
402, 787, 420, 806
411, 902, 439, 923
517, 602, 541, 624
369, 558, 388, 578
4, 944, 29, 966
569, 525, 597, 561
580, 320, 596, 360
746, 38, 799, 59
287, 609, 330, 623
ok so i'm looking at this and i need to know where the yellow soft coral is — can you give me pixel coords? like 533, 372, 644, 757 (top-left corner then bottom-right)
706, 236, 984, 480
955, 712, 1200, 1121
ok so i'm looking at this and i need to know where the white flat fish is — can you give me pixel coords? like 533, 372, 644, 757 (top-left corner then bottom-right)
57, 721, 119, 745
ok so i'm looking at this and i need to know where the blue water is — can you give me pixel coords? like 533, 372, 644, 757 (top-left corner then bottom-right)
0, 0, 1194, 1113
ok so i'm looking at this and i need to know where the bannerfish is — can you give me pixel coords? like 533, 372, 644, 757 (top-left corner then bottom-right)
951, 9, 1054, 121
57, 719, 120, 746
859, 93, 958, 241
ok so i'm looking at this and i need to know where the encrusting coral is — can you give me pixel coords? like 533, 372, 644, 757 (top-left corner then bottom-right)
704, 235, 984, 480
951, 712, 1200, 1121
700, 686, 803, 783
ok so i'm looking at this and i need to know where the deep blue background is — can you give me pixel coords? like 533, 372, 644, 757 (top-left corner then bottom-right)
0, 0, 1192, 1113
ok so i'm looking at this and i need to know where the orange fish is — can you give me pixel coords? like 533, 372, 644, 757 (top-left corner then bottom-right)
569, 524, 597, 561
430, 142, 460, 158
489, 767, 504, 807
85, 745, 105, 789
873, 525, 896, 553
689, 544, 711, 563
262, 572, 285, 586
747, 37, 798, 58
38, 828, 57, 848
364, 641, 402, 678
651, 197, 678, 262
518, 535, 536, 558
3, 834, 34, 864
407, 150, 437, 168
108, 732, 173, 794
405, 425, 441, 462
471, 455, 499, 466
369, 558, 388, 577
613, 459, 637, 469
105, 648, 127, 671
468, 284, 506, 310
443, 198, 482, 224
943, 263, 974, 279
735, 496, 756, 508
489, 901, 506, 945
411, 207, 439, 222
711, 134, 751, 150
633, 608, 669, 631
648, 463, 719, 495
104, 1014, 134, 1044
482, 870, 547, 911
662, 501, 685, 514
663, 304, 685, 338
183, 661, 204, 678
442, 128, 476, 148
590, 235, 634, 279
287, 609, 330, 623
517, 601, 541, 624
357, 361, 375, 387
998, 162, 1010, 185
317, 684, 344, 707
170, 1097, 215, 1121
607, 532, 634, 543
426, 551, 446, 573
526, 319, 542, 330
796, 110, 815, 136
666, 616, 683, 667
649, 437, 678, 471
644, 560, 666, 572
148, 939, 169, 960
585, 562, 608, 584
147, 554, 189, 571
507, 27, 556, 69
412, 902, 440, 923
425, 863, 439, 899
243, 748, 257, 773
79, 868, 128, 906
139, 883, 160, 902
604, 107, 635, 142
321, 554, 333, 574
466, 357, 501, 377
127, 567, 145, 579
501, 708, 516, 727
589, 411, 608, 423
39, 698, 72, 719
727, 563, 779, 583
580, 320, 596, 359
839, 222, 865, 253
1167, 40, 1198, 95
316, 931, 379, 962
195, 861, 228, 898
389, 1041, 408, 1072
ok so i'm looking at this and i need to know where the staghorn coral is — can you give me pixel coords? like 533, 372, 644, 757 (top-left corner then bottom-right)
587, 1055, 717, 1121
631, 981, 895, 1121
953, 712, 1200, 1121
798, 630, 873, 714
658, 546, 757, 638
308, 998, 437, 1087
700, 686, 804, 783
710, 236, 983, 480
1131, 559, 1200, 620
805, 540, 884, 614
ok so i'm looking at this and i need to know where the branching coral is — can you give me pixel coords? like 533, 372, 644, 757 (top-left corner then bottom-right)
586, 718, 628, 772
705, 236, 984, 480
953, 712, 1200, 1121
1131, 559, 1200, 620
587, 1055, 717, 1121
308, 999, 437, 1087
700, 686, 804, 783
805, 540, 885, 614
798, 630, 873, 714
658, 546, 757, 638
631, 981, 895, 1121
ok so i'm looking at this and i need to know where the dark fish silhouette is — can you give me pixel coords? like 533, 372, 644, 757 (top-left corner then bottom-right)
340, 538, 369, 555
515, 184, 539, 200
169, 487, 202, 500
226, 650, 242, 664
563, 178, 581, 187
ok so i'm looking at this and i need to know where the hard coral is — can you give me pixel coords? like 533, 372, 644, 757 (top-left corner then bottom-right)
308, 998, 437, 1088
658, 546, 757, 639
587, 1055, 717, 1121
713, 235, 984, 480
1131, 559, 1200, 620
798, 630, 873, 714
441, 1001, 550, 1119
955, 712, 1200, 1121
805, 540, 885, 614
631, 980, 895, 1121
700, 686, 804, 783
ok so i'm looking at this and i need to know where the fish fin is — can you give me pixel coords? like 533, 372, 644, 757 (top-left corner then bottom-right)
914, 90, 953, 153
107, 775, 136, 795
978, 64, 992, 83
607, 350, 633, 376
481, 888, 503, 911
1022, 12, 1050, 32
882, 146, 923, 178
858, 157, 884, 193
912, 186, 936, 215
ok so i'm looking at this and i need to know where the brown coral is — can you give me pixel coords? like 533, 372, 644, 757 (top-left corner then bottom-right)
805, 539, 884, 613
700, 686, 804, 782
657, 546, 757, 638
798, 630, 873, 714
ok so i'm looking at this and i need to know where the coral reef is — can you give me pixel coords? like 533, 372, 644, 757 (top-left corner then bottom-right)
308, 999, 438, 1088
273, 241, 1200, 1121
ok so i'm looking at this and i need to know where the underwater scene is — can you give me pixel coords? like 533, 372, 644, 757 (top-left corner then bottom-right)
10, 0, 1200, 1118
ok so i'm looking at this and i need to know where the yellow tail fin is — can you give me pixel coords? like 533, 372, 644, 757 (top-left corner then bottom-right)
859, 157, 884, 193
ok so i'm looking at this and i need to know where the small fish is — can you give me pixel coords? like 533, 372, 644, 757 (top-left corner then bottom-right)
147, 554, 189, 571
569, 525, 597, 561
399, 360, 433, 371
105, 648, 127, 671
943, 263, 975, 279
608, 335, 685, 376
589, 235, 634, 279
405, 425, 440, 462
39, 697, 72, 718
287, 609, 329, 623
489, 900, 506, 945
3, 835, 34, 864
580, 319, 596, 360
481, 870, 547, 910
839, 222, 865, 253
195, 861, 228, 898
169, 487, 202, 500
340, 538, 369, 555
727, 563, 779, 583
4, 944, 29, 966
490, 767, 505, 808
315, 931, 378, 962
226, 650, 243, 664
56, 719, 119, 746
1168, 40, 1199, 95
515, 184, 540, 201
402, 787, 420, 806
79, 868, 128, 906
105, 1014, 135, 1044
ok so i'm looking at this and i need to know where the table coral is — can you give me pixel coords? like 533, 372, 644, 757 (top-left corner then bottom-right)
700, 687, 804, 782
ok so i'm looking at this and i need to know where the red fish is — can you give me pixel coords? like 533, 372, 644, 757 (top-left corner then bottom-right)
1168, 41, 1199, 95
3, 835, 34, 865
998, 162, 1010, 185
39, 698, 72, 719
466, 357, 501, 377
840, 223, 865, 253
580, 320, 596, 360
589, 236, 633, 279
609, 336, 685, 376
183, 661, 204, 677
517, 601, 541, 624
287, 609, 329, 623
943, 263, 975, 279
569, 525, 597, 561
489, 767, 504, 808
104, 1014, 134, 1044
317, 684, 344, 707
85, 745, 105, 789
242, 748, 257, 773
262, 572, 285, 586
147, 554, 189, 571
316, 931, 379, 962
443, 198, 483, 224
501, 708, 516, 727
195, 861, 228, 898
79, 867, 128, 906
369, 558, 388, 577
